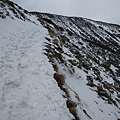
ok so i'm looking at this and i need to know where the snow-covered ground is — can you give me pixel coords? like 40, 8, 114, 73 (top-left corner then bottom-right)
56, 61, 120, 120
0, 17, 73, 120
0, 0, 120, 119
40, 13, 120, 119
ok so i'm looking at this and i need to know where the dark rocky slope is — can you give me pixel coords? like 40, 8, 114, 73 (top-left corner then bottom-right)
31, 12, 120, 119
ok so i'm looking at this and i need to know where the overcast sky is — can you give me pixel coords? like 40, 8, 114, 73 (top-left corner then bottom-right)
11, 0, 120, 25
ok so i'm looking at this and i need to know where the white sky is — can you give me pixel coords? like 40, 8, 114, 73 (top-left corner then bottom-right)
11, 0, 120, 25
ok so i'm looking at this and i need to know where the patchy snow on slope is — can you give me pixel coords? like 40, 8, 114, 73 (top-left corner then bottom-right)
0, 17, 73, 120
110, 64, 118, 73
57, 63, 120, 120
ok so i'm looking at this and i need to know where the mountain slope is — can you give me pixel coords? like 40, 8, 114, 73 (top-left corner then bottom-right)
0, 1, 73, 120
0, 0, 120, 120
31, 12, 120, 120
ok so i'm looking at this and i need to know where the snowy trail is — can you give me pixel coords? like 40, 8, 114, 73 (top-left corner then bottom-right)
0, 18, 73, 120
